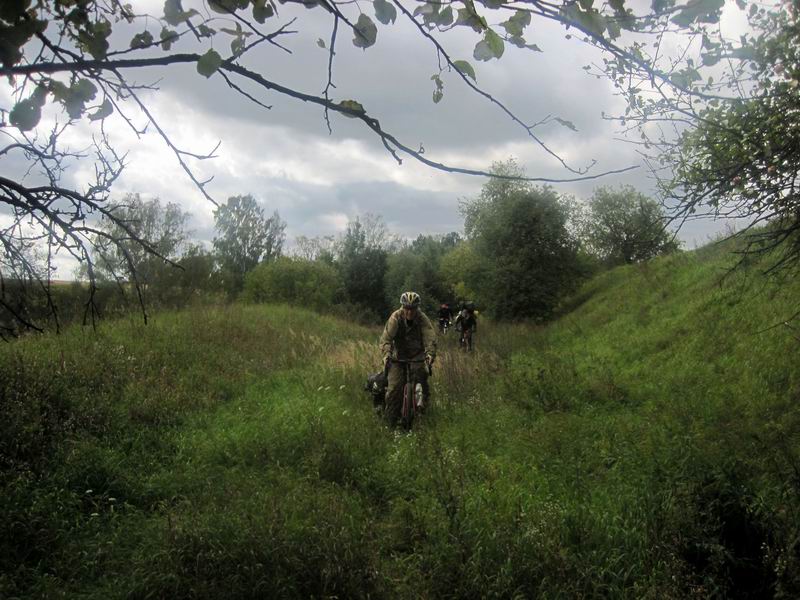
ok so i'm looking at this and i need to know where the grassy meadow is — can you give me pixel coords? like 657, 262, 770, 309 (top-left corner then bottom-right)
2, 242, 800, 598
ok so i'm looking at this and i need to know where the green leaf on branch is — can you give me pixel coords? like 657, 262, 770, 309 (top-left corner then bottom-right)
606, 18, 621, 39
208, 0, 249, 14
502, 11, 532, 39
438, 6, 454, 26
77, 19, 112, 59
609, 0, 626, 13
10, 87, 47, 131
453, 59, 477, 81
554, 117, 578, 131
374, 0, 397, 25
352, 14, 377, 49
49, 79, 97, 119
338, 99, 366, 117
163, 0, 199, 25
88, 98, 114, 121
130, 31, 154, 49
514, 10, 532, 26
0, 18, 47, 68
431, 74, 444, 103
413, 3, 436, 17
474, 40, 493, 61
561, 3, 606, 36
473, 29, 504, 61
231, 36, 244, 56
72, 80, 97, 102
456, 3, 486, 32
160, 27, 179, 50
671, 0, 724, 27
253, 0, 274, 23
11, 99, 41, 131
652, 0, 675, 12
197, 49, 223, 78
509, 36, 542, 51
670, 72, 689, 88
501, 17, 524, 37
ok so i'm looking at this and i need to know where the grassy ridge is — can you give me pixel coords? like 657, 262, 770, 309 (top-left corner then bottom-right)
2, 246, 800, 598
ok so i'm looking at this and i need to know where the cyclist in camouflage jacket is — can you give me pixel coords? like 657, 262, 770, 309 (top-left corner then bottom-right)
379, 291, 437, 426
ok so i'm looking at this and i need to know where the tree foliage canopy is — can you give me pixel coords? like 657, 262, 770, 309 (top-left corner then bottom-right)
243, 255, 342, 310
583, 185, 679, 266
384, 233, 461, 313
335, 215, 391, 320
461, 160, 584, 320
213, 194, 285, 294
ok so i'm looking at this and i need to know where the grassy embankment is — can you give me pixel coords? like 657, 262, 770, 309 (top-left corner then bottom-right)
2, 240, 799, 598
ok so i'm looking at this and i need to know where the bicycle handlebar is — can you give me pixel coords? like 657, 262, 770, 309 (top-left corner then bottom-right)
386, 357, 433, 376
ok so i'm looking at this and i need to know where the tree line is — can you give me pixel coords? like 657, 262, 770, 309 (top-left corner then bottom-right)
0, 159, 677, 336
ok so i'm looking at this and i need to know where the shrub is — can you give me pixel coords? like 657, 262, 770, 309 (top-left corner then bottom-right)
243, 256, 343, 311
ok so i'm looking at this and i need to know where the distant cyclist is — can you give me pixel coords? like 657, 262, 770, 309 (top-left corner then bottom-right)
455, 301, 477, 351
437, 303, 453, 334
379, 291, 437, 427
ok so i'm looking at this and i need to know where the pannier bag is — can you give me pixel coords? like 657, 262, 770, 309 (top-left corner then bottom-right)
364, 371, 388, 410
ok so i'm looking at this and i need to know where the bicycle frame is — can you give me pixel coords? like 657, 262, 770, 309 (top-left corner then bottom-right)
460, 327, 474, 351
389, 358, 430, 429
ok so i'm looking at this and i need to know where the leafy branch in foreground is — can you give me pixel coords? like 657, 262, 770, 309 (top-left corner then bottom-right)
621, 1, 800, 273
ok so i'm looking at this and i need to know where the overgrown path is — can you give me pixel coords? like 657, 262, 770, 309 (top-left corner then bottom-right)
3, 247, 800, 597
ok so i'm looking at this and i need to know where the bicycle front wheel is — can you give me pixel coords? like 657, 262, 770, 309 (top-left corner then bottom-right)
401, 383, 414, 430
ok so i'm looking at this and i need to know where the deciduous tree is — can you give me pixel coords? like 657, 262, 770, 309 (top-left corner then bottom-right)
213, 194, 285, 295
462, 160, 583, 320
336, 215, 389, 320
90, 193, 190, 314
582, 186, 679, 266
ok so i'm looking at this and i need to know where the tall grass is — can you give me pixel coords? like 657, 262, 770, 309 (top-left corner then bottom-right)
2, 246, 800, 598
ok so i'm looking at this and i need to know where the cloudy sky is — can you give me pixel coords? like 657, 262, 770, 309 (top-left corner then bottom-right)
3, 0, 749, 276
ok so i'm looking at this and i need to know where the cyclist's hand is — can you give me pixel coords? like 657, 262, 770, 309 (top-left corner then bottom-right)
425, 353, 435, 367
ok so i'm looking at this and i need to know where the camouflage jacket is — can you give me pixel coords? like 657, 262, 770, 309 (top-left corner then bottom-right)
380, 309, 437, 361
